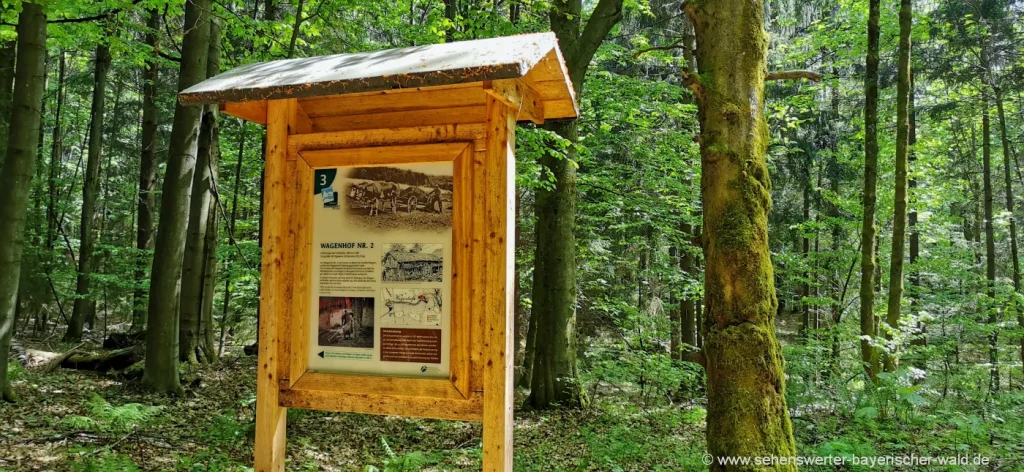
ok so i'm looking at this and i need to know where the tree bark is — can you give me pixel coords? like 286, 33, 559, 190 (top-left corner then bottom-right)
526, 0, 622, 411
884, 0, 912, 372
860, 0, 881, 383
143, 0, 212, 395
0, 39, 14, 166
982, 101, 999, 392
179, 18, 221, 364
66, 45, 111, 342
134, 9, 160, 334
995, 88, 1023, 370
0, 1, 47, 402
682, 0, 797, 465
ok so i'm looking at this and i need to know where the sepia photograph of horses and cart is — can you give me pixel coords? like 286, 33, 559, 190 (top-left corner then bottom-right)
343, 164, 453, 233
317, 296, 375, 348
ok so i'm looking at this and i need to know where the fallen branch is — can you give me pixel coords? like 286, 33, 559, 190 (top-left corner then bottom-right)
765, 70, 822, 82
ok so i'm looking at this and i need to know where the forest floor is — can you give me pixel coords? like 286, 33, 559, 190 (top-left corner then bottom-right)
0, 343, 707, 471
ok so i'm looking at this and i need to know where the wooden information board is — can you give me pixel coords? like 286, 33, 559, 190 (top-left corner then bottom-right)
178, 33, 578, 471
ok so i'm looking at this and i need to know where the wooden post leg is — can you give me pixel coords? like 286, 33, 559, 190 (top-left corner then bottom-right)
482, 96, 516, 471
254, 99, 295, 471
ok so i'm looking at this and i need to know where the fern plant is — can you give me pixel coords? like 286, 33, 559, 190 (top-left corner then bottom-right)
61, 394, 164, 434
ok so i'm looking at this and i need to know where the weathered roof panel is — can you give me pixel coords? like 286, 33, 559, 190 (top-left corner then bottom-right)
179, 32, 569, 106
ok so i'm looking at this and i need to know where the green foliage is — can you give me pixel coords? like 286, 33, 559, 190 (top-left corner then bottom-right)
61, 393, 163, 434
69, 449, 141, 472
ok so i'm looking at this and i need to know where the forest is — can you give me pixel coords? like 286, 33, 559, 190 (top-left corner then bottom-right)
0, 0, 1023, 470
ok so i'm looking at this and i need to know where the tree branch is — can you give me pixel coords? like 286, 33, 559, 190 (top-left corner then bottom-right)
765, 70, 822, 82
633, 39, 690, 59
570, 0, 624, 77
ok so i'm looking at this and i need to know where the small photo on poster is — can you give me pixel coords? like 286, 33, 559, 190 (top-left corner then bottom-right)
381, 288, 442, 327
343, 165, 453, 233
317, 296, 374, 348
381, 243, 443, 282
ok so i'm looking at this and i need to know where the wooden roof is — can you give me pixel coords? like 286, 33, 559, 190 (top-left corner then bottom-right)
178, 33, 577, 121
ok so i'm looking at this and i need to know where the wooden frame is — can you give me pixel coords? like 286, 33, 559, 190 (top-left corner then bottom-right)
256, 97, 515, 471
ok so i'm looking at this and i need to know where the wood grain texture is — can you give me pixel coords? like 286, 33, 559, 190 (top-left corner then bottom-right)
289, 372, 467, 399
287, 157, 312, 387
220, 101, 267, 124
299, 142, 467, 168
280, 388, 483, 421
450, 145, 474, 398
484, 79, 545, 124
300, 84, 486, 118
481, 96, 516, 471
287, 124, 486, 155
470, 137, 487, 394
310, 105, 487, 133
254, 99, 295, 472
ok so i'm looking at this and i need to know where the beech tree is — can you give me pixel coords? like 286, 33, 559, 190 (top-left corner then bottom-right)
527, 0, 623, 410
143, 0, 212, 394
0, 0, 46, 402
66, 44, 111, 342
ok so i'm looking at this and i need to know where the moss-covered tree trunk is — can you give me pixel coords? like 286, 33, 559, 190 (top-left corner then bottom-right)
859, 0, 881, 383
884, 0, 912, 372
134, 9, 160, 334
0, 2, 46, 402
526, 0, 622, 410
682, 0, 797, 466
982, 103, 998, 392
995, 89, 1023, 369
66, 44, 111, 342
143, 0, 212, 394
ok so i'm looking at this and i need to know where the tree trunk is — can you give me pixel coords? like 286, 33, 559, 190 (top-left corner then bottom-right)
884, 0, 912, 372
143, 0, 212, 395
995, 89, 1023, 371
0, 39, 14, 165
518, 301, 538, 389
66, 45, 111, 342
860, 0, 881, 383
179, 18, 221, 364
529, 120, 586, 408
982, 102, 998, 392
219, 123, 246, 356
682, 0, 797, 465
199, 19, 222, 364
670, 245, 681, 360
0, 1, 47, 402
800, 160, 811, 339
526, 0, 622, 410
134, 9, 160, 334
680, 225, 696, 357
909, 70, 925, 364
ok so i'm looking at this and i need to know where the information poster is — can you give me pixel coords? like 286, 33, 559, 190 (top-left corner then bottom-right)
309, 162, 453, 378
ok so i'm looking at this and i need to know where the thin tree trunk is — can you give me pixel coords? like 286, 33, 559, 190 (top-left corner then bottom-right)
66, 45, 111, 342
884, 0, 912, 372
682, 0, 797, 464
982, 102, 998, 392
0, 1, 47, 402
909, 70, 925, 364
134, 9, 160, 334
199, 18, 222, 364
860, 0, 881, 382
143, 0, 212, 394
995, 88, 1023, 371
681, 225, 697, 357
800, 160, 811, 339
219, 122, 246, 357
